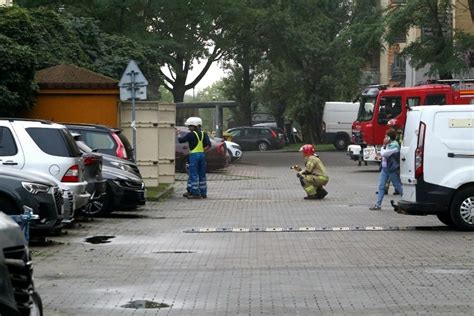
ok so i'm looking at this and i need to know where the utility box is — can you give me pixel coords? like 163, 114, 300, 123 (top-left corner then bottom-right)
119, 102, 176, 186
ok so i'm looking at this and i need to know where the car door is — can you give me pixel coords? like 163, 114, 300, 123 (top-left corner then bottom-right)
0, 123, 24, 169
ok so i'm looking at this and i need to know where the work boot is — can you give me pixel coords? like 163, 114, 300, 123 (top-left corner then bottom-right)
183, 192, 191, 197
201, 195, 207, 199
304, 195, 318, 200
316, 188, 328, 199
186, 194, 202, 199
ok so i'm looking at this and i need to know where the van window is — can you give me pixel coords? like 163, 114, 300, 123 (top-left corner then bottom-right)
0, 127, 17, 156
425, 94, 446, 105
26, 128, 80, 157
407, 97, 420, 107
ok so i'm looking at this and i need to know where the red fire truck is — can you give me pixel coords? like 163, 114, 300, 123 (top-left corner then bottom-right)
347, 80, 474, 164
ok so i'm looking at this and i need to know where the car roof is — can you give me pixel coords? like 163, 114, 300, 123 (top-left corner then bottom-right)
63, 123, 121, 132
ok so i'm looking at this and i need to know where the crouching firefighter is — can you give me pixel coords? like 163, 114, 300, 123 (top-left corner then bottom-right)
296, 144, 329, 200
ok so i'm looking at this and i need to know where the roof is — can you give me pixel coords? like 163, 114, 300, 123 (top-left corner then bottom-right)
35, 64, 118, 89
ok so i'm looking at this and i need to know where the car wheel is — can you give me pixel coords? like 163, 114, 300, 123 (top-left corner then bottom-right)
78, 190, 106, 217
334, 134, 349, 150
0, 196, 18, 215
450, 187, 474, 231
436, 213, 455, 227
30, 291, 43, 316
257, 142, 269, 151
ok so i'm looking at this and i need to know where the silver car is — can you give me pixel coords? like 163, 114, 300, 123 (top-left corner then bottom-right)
0, 119, 90, 214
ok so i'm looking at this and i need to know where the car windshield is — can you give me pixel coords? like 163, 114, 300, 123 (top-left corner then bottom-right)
356, 96, 376, 122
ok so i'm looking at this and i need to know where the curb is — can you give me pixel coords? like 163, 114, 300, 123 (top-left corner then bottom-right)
147, 184, 175, 202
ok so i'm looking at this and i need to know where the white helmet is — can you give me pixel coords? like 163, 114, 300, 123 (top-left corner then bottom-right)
184, 116, 202, 127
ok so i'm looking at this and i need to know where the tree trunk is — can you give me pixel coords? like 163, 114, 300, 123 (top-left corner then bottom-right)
238, 62, 252, 126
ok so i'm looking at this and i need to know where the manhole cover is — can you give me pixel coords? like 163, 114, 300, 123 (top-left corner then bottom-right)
84, 236, 115, 244
121, 300, 171, 309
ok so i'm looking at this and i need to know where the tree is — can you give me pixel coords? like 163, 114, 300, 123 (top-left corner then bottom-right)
0, 34, 37, 116
385, 0, 474, 79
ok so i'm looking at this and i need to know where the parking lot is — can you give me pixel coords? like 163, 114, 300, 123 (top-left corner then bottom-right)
31, 150, 473, 315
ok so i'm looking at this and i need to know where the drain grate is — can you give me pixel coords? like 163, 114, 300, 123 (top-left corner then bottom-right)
184, 226, 450, 233
121, 300, 171, 309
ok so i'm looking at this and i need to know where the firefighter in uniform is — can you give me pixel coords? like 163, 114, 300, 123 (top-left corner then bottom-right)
177, 117, 211, 199
297, 144, 329, 200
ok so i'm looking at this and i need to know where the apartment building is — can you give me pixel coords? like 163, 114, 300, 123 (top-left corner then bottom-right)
363, 0, 474, 87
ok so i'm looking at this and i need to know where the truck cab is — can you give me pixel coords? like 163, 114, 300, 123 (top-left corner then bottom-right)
348, 81, 474, 164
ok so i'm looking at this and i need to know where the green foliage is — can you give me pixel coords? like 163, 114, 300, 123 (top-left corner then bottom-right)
0, 34, 37, 115
385, 0, 474, 78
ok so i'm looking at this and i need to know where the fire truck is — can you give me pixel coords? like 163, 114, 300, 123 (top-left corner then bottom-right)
347, 80, 474, 165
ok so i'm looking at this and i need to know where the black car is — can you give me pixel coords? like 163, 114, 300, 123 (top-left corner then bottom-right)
74, 140, 145, 215
0, 168, 63, 233
64, 123, 135, 162
225, 126, 286, 151
0, 212, 43, 315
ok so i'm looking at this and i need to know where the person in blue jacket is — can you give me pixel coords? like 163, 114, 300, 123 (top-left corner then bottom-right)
369, 129, 403, 210
178, 117, 211, 199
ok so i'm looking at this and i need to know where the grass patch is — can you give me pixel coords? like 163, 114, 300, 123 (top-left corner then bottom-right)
146, 183, 174, 201
283, 143, 336, 152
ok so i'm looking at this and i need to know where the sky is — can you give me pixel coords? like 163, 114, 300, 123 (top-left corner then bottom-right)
187, 60, 226, 92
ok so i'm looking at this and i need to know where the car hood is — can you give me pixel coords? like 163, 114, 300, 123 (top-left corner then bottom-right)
0, 168, 58, 187
225, 140, 240, 147
102, 165, 143, 183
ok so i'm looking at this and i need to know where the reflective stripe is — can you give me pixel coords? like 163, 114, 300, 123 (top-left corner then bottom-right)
190, 131, 204, 153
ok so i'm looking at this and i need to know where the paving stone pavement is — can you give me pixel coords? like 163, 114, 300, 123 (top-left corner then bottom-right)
31, 151, 474, 315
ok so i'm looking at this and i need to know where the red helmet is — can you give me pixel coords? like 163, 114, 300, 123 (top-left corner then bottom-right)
299, 144, 315, 156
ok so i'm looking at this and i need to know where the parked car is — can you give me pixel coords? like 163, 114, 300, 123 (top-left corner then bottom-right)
75, 139, 146, 215
394, 104, 474, 231
225, 126, 285, 151
0, 119, 90, 214
175, 126, 228, 172
225, 140, 243, 162
0, 211, 43, 315
74, 137, 141, 177
64, 123, 134, 162
0, 168, 63, 233
77, 151, 107, 217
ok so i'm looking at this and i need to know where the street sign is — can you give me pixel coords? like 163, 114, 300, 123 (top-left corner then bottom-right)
118, 60, 149, 161
119, 60, 148, 101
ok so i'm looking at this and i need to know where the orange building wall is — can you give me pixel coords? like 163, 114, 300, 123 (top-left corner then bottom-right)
25, 89, 119, 127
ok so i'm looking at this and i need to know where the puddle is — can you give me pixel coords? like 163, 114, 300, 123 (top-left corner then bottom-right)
121, 300, 171, 309
84, 235, 115, 244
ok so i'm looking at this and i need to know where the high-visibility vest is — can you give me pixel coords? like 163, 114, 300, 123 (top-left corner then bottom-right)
190, 131, 204, 153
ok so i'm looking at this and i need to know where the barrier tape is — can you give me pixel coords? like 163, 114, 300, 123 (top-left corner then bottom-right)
184, 226, 447, 233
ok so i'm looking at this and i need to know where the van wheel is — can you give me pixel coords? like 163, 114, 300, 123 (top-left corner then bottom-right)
436, 213, 455, 227
450, 187, 474, 231
334, 134, 349, 150
257, 142, 269, 151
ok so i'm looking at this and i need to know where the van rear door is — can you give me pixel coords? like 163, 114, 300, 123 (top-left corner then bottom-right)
400, 109, 422, 201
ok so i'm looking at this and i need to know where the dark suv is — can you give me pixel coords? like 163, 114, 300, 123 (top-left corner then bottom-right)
0, 212, 43, 315
0, 168, 63, 233
64, 123, 134, 162
225, 126, 285, 151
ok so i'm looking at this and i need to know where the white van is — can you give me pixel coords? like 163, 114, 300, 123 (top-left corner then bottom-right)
322, 102, 359, 150
394, 105, 474, 230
